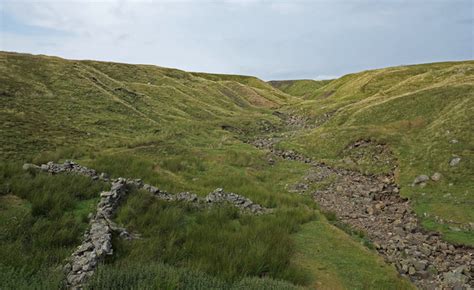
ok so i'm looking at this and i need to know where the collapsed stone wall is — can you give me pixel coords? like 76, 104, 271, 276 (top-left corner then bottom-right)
24, 161, 271, 288
29, 161, 270, 215
63, 178, 128, 288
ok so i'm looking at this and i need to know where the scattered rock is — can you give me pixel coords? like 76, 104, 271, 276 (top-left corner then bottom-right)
22, 163, 39, 171
450, 157, 461, 167
205, 188, 269, 215
431, 172, 442, 181
443, 269, 469, 286
413, 175, 429, 186
251, 137, 474, 289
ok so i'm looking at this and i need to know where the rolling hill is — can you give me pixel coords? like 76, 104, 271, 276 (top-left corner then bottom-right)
0, 51, 472, 289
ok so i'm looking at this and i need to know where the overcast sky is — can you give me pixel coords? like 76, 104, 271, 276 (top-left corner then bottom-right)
0, 0, 472, 80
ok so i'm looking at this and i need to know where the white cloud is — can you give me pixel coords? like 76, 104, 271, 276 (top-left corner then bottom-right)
1, 0, 472, 80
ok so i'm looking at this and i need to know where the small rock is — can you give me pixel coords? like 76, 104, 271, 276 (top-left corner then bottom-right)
63, 263, 72, 273
443, 270, 469, 285
99, 172, 109, 179
430, 172, 442, 181
449, 157, 461, 167
72, 262, 82, 272
414, 260, 427, 271
449, 226, 461, 232
100, 191, 113, 197
413, 175, 429, 186
374, 203, 385, 211
22, 163, 39, 171
366, 206, 374, 215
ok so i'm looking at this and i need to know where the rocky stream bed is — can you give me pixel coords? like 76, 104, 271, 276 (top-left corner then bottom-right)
250, 135, 473, 290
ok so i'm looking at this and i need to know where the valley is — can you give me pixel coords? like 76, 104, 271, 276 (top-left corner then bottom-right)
0, 51, 472, 289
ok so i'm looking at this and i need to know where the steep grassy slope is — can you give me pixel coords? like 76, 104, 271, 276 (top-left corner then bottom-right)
268, 79, 332, 99
0, 52, 411, 289
279, 61, 474, 245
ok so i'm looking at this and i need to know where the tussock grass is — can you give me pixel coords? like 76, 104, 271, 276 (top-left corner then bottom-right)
88, 261, 303, 289
0, 163, 108, 282
110, 189, 314, 285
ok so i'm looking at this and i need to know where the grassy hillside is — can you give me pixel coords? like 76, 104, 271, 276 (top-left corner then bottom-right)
0, 51, 411, 289
0, 51, 294, 161
279, 61, 474, 245
268, 79, 332, 98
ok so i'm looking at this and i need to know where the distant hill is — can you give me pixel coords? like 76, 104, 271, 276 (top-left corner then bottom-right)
268, 79, 332, 98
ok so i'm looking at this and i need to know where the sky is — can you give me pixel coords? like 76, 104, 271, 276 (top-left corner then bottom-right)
0, 0, 472, 80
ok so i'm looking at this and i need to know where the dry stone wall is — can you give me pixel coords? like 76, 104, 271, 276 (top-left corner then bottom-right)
24, 160, 271, 288
63, 178, 128, 288
29, 161, 270, 214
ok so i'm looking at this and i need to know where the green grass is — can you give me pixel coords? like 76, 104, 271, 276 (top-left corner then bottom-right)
0, 264, 63, 290
110, 189, 313, 285
0, 163, 108, 287
88, 261, 303, 290
292, 221, 414, 290
1, 51, 470, 288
